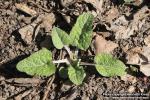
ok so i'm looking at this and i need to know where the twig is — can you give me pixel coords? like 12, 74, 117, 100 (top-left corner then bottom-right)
0, 59, 6, 65
42, 50, 63, 100
80, 62, 95, 66
42, 75, 55, 100
15, 89, 33, 100
5, 78, 42, 84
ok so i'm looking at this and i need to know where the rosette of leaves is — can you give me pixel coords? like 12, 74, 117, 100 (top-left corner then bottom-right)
16, 48, 56, 76
94, 53, 126, 77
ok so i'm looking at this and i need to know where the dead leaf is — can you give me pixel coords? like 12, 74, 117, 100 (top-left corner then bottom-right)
128, 86, 135, 93
105, 7, 119, 23
19, 23, 40, 44
60, 0, 75, 7
121, 74, 137, 84
96, 32, 111, 38
40, 13, 55, 32
15, 3, 37, 16
18, 13, 55, 44
142, 46, 150, 62
94, 35, 118, 54
83, 0, 103, 12
122, 44, 129, 52
144, 35, 150, 47
110, 16, 130, 39
125, 46, 150, 65
140, 64, 150, 76
126, 47, 143, 65
110, 6, 149, 39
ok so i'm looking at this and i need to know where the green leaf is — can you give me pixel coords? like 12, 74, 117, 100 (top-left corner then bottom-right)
51, 27, 70, 49
94, 53, 126, 77
70, 12, 94, 50
68, 60, 86, 85
17, 48, 56, 76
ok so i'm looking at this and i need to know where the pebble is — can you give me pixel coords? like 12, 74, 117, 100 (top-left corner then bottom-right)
128, 86, 135, 93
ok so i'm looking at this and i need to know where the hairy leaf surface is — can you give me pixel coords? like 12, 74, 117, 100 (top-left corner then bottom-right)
95, 53, 126, 77
68, 61, 86, 85
51, 27, 70, 49
70, 12, 94, 50
17, 48, 56, 76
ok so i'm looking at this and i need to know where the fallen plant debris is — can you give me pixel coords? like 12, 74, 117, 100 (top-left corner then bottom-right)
15, 3, 37, 16
94, 35, 118, 54
140, 64, 150, 76
0, 0, 150, 99
18, 13, 55, 44
109, 6, 150, 39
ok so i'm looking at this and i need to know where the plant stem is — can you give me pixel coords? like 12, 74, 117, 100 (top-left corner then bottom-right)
52, 59, 95, 66
64, 46, 72, 58
52, 59, 70, 65
80, 62, 95, 66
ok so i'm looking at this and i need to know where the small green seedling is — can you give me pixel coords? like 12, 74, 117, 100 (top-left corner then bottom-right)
17, 12, 126, 85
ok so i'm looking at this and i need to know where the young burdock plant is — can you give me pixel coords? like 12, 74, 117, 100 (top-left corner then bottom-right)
17, 12, 127, 85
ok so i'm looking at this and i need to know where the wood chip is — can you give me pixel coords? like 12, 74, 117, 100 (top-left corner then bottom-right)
15, 3, 37, 16
5, 78, 43, 84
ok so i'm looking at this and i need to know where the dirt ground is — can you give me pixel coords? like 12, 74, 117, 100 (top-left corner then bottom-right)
0, 0, 150, 100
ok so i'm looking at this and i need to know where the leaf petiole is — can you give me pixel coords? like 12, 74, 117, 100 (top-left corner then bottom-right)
52, 59, 70, 65
52, 59, 95, 66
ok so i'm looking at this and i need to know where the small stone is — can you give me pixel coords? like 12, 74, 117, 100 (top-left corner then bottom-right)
128, 86, 135, 93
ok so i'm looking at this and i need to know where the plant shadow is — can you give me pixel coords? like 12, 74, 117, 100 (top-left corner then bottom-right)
0, 55, 32, 79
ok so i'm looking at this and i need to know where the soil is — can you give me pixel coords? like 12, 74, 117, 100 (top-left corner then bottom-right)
0, 0, 150, 100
